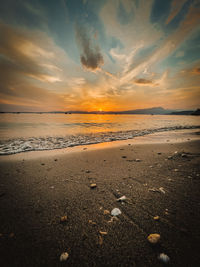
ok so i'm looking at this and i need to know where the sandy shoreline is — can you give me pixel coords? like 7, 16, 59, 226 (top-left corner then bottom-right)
0, 130, 200, 266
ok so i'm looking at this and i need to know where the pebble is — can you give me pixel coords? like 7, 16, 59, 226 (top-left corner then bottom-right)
122, 156, 127, 158
60, 252, 69, 262
86, 170, 90, 173
154, 216, 160, 221
90, 183, 97, 189
174, 169, 179, 172
158, 253, 170, 263
167, 156, 173, 160
135, 159, 141, 162
88, 220, 96, 225
158, 152, 162, 155
147, 233, 160, 244
103, 210, 110, 215
111, 208, 122, 216
60, 216, 67, 223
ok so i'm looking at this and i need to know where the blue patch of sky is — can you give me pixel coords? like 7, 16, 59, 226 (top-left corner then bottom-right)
150, 0, 172, 26
154, 30, 200, 76
165, 0, 194, 34
117, 1, 133, 25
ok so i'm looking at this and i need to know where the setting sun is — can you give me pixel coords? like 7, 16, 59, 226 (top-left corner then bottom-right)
99, 108, 102, 112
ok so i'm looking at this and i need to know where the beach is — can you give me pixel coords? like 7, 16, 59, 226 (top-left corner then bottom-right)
0, 130, 200, 266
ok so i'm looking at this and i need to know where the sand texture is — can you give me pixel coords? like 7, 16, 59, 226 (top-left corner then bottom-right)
0, 139, 200, 266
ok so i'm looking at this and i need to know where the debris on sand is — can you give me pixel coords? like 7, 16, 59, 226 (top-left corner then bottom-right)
54, 159, 58, 161
111, 208, 122, 216
60, 252, 69, 261
149, 187, 165, 194
159, 187, 166, 194
174, 169, 179, 172
158, 253, 170, 263
88, 220, 96, 225
158, 152, 162, 155
122, 156, 127, 158
60, 216, 67, 223
181, 153, 187, 158
154, 216, 160, 221
86, 170, 90, 173
90, 183, 97, 189
103, 210, 110, 215
98, 235, 103, 245
167, 156, 173, 160
147, 233, 160, 244
135, 159, 141, 162
99, 231, 108, 235
117, 195, 127, 202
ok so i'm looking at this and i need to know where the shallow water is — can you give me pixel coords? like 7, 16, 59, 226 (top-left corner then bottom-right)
0, 113, 199, 155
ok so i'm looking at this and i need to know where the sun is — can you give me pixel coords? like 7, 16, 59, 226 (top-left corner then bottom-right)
99, 108, 103, 112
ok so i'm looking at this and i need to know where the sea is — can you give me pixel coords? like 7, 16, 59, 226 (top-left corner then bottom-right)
0, 113, 199, 155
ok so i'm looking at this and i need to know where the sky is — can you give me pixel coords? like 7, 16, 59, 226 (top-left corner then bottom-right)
0, 0, 200, 112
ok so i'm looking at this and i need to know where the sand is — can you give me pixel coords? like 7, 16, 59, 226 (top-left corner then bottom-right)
0, 131, 200, 266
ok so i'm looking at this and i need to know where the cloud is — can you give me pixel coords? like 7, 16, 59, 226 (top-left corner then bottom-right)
192, 67, 200, 75
134, 78, 154, 85
76, 25, 104, 71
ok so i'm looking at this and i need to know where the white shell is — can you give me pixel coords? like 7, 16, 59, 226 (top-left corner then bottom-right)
111, 208, 122, 216
117, 195, 127, 202
60, 252, 69, 261
158, 253, 170, 263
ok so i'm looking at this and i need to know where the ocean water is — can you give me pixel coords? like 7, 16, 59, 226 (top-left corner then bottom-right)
0, 113, 199, 155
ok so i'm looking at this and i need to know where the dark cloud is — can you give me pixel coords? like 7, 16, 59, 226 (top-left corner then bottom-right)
76, 25, 104, 71
192, 67, 200, 75
134, 78, 153, 85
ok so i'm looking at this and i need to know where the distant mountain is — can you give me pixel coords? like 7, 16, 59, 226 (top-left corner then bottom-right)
65, 107, 175, 115
120, 107, 173, 115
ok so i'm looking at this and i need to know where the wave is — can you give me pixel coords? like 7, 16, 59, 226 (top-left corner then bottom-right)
0, 125, 199, 155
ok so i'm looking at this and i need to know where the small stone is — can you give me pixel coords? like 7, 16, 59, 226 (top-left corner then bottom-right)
147, 233, 160, 244
88, 220, 96, 225
174, 151, 178, 154
99, 231, 107, 235
103, 210, 110, 215
154, 216, 160, 221
158, 152, 162, 155
41, 163, 45, 166
135, 159, 141, 162
158, 253, 170, 263
167, 156, 173, 160
60, 252, 69, 262
86, 170, 90, 173
60, 216, 67, 223
122, 156, 127, 158
90, 183, 97, 189
174, 169, 179, 172
54, 159, 58, 161
111, 208, 122, 216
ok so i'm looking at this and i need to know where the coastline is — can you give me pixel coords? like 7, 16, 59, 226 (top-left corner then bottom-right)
0, 130, 200, 266
1, 128, 199, 161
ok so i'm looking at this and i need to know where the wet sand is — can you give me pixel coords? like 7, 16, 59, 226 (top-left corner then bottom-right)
0, 132, 200, 266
